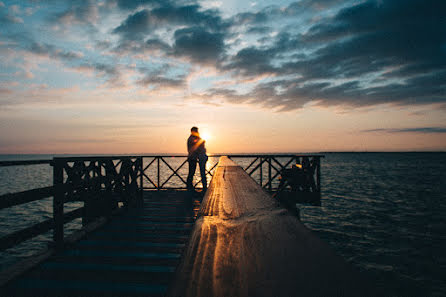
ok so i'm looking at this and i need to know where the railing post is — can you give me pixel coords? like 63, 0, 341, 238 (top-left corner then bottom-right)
139, 157, 143, 200
268, 157, 272, 192
259, 157, 263, 187
157, 157, 160, 191
316, 157, 321, 193
52, 158, 64, 246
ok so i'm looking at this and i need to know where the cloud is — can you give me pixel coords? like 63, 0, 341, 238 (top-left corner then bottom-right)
207, 0, 446, 110
145, 38, 171, 51
29, 42, 84, 60
111, 2, 228, 65
50, 0, 99, 26
137, 74, 185, 89
1, 0, 445, 113
223, 46, 278, 76
76, 62, 126, 87
362, 127, 446, 134
246, 26, 271, 34
173, 27, 225, 63
110, 0, 167, 11
0, 3, 23, 24
229, 0, 345, 27
112, 9, 151, 40
112, 4, 225, 41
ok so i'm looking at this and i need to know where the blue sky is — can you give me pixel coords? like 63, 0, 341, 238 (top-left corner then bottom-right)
0, 0, 445, 153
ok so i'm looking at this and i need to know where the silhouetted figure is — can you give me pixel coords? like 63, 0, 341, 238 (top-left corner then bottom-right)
186, 127, 208, 192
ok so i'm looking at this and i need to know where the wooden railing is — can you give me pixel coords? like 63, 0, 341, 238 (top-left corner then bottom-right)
0, 154, 323, 254
0, 159, 52, 252
0, 156, 143, 252
51, 156, 143, 244
228, 154, 322, 193
140, 154, 323, 192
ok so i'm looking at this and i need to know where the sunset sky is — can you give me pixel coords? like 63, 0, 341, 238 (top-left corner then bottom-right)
0, 0, 445, 154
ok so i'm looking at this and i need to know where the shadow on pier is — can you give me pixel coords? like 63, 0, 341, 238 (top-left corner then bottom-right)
2, 190, 201, 297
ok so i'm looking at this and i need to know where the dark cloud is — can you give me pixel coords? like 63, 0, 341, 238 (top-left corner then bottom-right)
77, 63, 125, 86
246, 26, 272, 35
137, 74, 185, 89
229, 0, 345, 27
223, 46, 277, 75
112, 4, 225, 40
135, 62, 186, 90
111, 2, 228, 64
146, 38, 171, 51
362, 127, 446, 134
3, 0, 445, 112
173, 27, 225, 63
222, 32, 299, 75
112, 9, 151, 40
231, 11, 269, 26
111, 37, 172, 56
210, 0, 446, 110
200, 69, 445, 111
111, 0, 166, 11
29, 42, 83, 60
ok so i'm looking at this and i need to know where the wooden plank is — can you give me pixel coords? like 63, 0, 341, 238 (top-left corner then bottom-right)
217, 156, 239, 167
169, 156, 373, 297
0, 186, 53, 210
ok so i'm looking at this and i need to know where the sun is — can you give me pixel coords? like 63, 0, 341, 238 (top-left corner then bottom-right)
201, 132, 211, 142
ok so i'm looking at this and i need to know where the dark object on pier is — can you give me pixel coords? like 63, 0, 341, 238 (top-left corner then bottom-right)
274, 156, 321, 207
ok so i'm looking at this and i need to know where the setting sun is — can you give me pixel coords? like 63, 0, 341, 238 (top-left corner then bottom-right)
201, 132, 211, 142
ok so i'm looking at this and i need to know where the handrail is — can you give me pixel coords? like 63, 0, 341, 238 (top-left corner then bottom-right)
0, 186, 53, 210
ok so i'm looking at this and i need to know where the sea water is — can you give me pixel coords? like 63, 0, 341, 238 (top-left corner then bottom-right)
0, 153, 445, 296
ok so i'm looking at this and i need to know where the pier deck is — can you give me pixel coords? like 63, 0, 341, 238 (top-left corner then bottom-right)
2, 191, 201, 297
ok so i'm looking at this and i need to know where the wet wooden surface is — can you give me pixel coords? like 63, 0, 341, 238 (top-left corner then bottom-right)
169, 156, 374, 297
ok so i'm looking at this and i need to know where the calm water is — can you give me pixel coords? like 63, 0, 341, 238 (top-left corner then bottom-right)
1, 153, 445, 296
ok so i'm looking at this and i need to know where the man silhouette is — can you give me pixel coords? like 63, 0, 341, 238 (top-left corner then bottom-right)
186, 126, 208, 192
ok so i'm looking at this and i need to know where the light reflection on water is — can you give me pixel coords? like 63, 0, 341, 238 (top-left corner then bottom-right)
0, 153, 445, 296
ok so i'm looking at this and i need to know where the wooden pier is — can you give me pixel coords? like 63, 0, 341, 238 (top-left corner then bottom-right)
0, 154, 374, 296
2, 190, 200, 296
